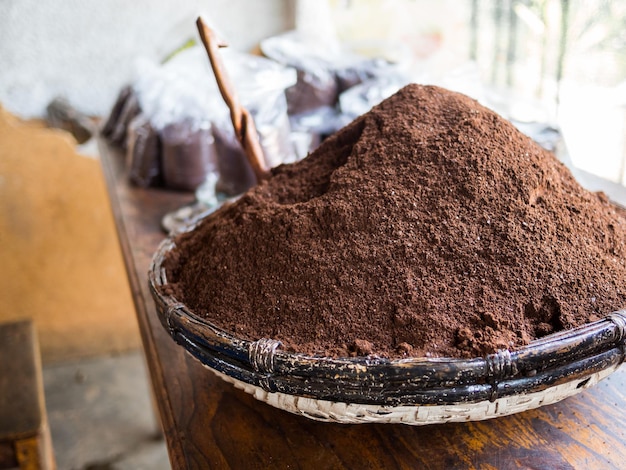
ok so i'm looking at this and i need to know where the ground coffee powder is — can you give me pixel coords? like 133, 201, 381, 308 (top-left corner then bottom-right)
164, 84, 626, 359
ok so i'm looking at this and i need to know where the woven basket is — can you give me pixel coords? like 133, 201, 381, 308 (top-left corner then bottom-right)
149, 219, 626, 425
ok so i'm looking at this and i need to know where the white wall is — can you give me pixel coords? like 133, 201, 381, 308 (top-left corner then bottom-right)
0, 0, 293, 118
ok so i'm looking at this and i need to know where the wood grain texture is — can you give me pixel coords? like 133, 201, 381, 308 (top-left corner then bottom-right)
0, 321, 56, 470
0, 321, 41, 439
99, 140, 626, 470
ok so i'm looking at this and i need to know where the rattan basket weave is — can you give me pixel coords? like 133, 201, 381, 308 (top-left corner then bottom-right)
149, 218, 626, 425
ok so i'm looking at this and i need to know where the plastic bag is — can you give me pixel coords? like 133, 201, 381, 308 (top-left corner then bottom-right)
129, 55, 212, 190
212, 124, 257, 196
170, 47, 297, 194
209, 48, 297, 169
335, 58, 397, 94
261, 31, 340, 115
287, 106, 350, 158
261, 31, 401, 116
132, 47, 297, 193
126, 114, 162, 188
106, 88, 141, 148
160, 120, 217, 191
102, 86, 133, 139
211, 92, 294, 196
339, 73, 411, 120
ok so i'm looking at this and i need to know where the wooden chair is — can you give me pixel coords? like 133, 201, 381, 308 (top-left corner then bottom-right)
0, 320, 55, 470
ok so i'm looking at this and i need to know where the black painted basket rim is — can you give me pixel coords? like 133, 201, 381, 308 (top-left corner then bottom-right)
149, 218, 626, 406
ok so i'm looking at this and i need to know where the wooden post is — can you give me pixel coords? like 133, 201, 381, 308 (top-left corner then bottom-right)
0, 320, 55, 470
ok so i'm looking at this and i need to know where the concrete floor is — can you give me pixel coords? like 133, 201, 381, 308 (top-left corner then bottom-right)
43, 351, 170, 470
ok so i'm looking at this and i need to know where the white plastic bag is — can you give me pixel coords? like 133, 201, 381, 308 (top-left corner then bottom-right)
131, 46, 297, 193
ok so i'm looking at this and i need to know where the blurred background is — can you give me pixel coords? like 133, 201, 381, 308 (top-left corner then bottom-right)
0, 0, 624, 468
1, 0, 624, 180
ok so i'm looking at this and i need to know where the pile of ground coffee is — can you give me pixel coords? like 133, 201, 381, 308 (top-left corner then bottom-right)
164, 84, 626, 359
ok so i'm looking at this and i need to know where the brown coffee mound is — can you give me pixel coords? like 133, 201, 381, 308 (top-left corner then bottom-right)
164, 84, 626, 359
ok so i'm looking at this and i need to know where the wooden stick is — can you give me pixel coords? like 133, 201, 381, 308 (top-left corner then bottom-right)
196, 17, 270, 182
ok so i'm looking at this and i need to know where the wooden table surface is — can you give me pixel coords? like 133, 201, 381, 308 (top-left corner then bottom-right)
99, 141, 626, 469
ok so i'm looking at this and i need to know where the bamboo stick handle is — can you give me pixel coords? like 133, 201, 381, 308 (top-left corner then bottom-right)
196, 17, 270, 182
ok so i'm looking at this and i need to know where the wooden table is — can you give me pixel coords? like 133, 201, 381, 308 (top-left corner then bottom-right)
100, 141, 626, 469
